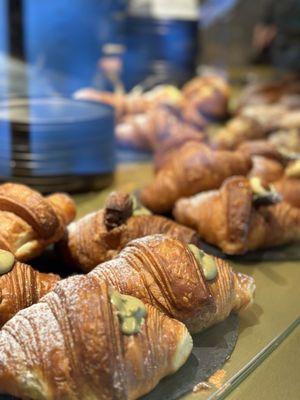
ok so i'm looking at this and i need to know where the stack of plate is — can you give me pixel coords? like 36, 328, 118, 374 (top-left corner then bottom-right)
0, 98, 115, 193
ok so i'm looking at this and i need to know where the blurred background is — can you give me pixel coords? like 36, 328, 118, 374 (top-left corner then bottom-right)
0, 0, 299, 192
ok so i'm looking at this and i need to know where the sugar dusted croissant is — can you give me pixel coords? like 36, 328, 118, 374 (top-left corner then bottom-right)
57, 191, 200, 272
211, 116, 265, 150
0, 183, 76, 261
174, 176, 300, 254
248, 156, 284, 184
0, 277, 192, 400
0, 253, 60, 327
89, 234, 255, 333
141, 142, 252, 213
274, 161, 300, 208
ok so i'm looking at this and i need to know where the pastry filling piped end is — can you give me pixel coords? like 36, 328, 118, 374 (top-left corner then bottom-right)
0, 250, 15, 275
250, 177, 282, 206
109, 288, 147, 335
188, 244, 218, 281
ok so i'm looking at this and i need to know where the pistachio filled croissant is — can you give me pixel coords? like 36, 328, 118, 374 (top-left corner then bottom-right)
0, 251, 60, 327
141, 142, 252, 213
0, 278, 192, 400
89, 234, 255, 333
174, 176, 300, 254
57, 191, 199, 272
211, 116, 265, 150
248, 156, 284, 184
274, 160, 300, 208
0, 183, 76, 261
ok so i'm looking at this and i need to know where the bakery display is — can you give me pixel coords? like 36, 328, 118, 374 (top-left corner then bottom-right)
0, 183, 76, 261
57, 191, 200, 272
0, 73, 299, 400
0, 253, 59, 327
141, 142, 252, 213
0, 278, 192, 400
174, 176, 300, 255
89, 234, 255, 333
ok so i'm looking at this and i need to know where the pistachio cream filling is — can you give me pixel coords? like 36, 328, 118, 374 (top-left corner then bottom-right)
285, 160, 300, 178
188, 244, 218, 281
250, 177, 282, 206
0, 250, 15, 275
109, 289, 147, 335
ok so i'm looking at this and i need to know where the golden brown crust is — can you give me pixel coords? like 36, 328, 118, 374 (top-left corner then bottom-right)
211, 116, 265, 150
174, 176, 300, 254
140, 142, 252, 213
0, 277, 192, 400
274, 178, 300, 208
89, 235, 254, 333
248, 156, 284, 184
0, 183, 76, 262
238, 140, 284, 161
0, 261, 60, 327
57, 201, 200, 272
182, 75, 230, 119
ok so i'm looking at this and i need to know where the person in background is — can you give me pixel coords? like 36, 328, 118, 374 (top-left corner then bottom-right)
252, 0, 300, 72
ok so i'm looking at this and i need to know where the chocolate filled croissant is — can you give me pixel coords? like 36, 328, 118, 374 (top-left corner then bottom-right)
140, 142, 252, 213
89, 234, 255, 333
248, 156, 284, 184
174, 176, 300, 254
57, 191, 200, 272
0, 255, 60, 327
0, 278, 192, 400
274, 161, 300, 208
211, 116, 265, 150
0, 183, 76, 261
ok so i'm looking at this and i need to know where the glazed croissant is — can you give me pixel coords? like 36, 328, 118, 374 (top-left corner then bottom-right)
0, 256, 60, 327
89, 234, 255, 333
0, 277, 192, 400
174, 176, 300, 254
57, 191, 200, 272
211, 116, 265, 150
140, 142, 252, 213
0, 183, 76, 261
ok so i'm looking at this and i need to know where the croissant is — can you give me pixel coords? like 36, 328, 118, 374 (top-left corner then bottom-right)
211, 116, 265, 150
74, 85, 183, 120
268, 129, 300, 153
140, 142, 252, 213
237, 140, 284, 161
57, 191, 200, 272
116, 104, 204, 152
0, 183, 76, 261
0, 277, 192, 400
182, 75, 230, 119
274, 161, 300, 208
0, 255, 60, 327
174, 176, 300, 254
89, 234, 255, 333
248, 156, 284, 184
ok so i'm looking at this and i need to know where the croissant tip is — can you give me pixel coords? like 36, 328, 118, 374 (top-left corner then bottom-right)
171, 329, 193, 373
